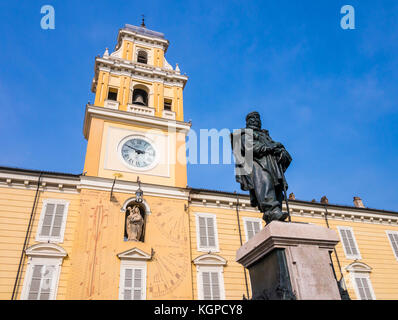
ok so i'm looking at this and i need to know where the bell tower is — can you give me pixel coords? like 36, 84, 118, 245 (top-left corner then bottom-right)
83, 23, 190, 188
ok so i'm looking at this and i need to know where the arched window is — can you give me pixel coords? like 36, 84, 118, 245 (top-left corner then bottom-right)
124, 202, 147, 242
132, 88, 148, 106
137, 50, 148, 64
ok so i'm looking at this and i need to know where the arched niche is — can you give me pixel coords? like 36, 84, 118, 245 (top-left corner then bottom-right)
132, 87, 149, 106
130, 83, 153, 107
121, 198, 151, 243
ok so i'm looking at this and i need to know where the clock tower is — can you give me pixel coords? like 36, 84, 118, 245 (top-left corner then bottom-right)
83, 23, 190, 188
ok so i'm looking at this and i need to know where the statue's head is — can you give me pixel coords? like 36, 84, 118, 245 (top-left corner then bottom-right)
246, 111, 261, 130
133, 206, 140, 214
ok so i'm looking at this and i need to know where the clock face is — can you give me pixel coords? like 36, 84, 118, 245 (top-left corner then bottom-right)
121, 138, 156, 169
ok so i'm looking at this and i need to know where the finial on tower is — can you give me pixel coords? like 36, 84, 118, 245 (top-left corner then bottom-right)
141, 14, 146, 27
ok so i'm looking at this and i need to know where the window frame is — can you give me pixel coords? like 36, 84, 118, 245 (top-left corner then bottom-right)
137, 50, 148, 64
351, 274, 376, 300
196, 265, 226, 300
195, 213, 220, 253
118, 260, 147, 300
163, 99, 172, 111
386, 230, 398, 261
20, 244, 67, 300
36, 199, 70, 243
337, 226, 362, 260
107, 87, 118, 101
350, 272, 376, 300
242, 217, 262, 242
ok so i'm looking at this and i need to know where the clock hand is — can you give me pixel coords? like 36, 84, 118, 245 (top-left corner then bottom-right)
125, 145, 145, 154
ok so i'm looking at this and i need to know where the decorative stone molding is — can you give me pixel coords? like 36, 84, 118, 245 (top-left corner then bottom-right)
345, 261, 372, 273
25, 243, 68, 259
104, 99, 120, 110
128, 104, 155, 116
121, 197, 152, 215
193, 253, 227, 266
117, 247, 152, 261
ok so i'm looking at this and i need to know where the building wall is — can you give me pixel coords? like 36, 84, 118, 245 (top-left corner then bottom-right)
187, 193, 398, 300
0, 182, 80, 300
66, 188, 192, 300
189, 205, 261, 299
1, 177, 398, 300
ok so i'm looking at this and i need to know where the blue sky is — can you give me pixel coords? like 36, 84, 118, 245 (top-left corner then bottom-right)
0, 1, 397, 211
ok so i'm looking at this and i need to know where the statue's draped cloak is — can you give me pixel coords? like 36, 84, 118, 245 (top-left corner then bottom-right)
231, 129, 292, 192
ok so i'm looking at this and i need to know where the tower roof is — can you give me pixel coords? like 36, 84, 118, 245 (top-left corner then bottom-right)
123, 24, 165, 40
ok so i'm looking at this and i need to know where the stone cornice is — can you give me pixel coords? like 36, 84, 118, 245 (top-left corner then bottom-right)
83, 104, 191, 139
188, 189, 398, 226
80, 175, 190, 200
0, 168, 80, 194
0, 167, 190, 200
116, 27, 169, 52
92, 56, 188, 93
1, 166, 397, 226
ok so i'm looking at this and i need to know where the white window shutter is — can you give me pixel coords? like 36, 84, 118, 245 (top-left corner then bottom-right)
201, 271, 222, 300
133, 269, 142, 300
37, 200, 69, 242
40, 204, 55, 237
339, 227, 360, 258
245, 220, 261, 241
202, 272, 211, 299
206, 217, 216, 247
340, 229, 352, 255
51, 204, 65, 237
211, 272, 220, 300
253, 221, 261, 234
197, 215, 217, 250
27, 265, 43, 300
246, 221, 255, 240
122, 267, 143, 300
198, 217, 208, 248
27, 265, 55, 300
388, 233, 398, 257
123, 268, 133, 300
346, 229, 358, 255
355, 277, 373, 300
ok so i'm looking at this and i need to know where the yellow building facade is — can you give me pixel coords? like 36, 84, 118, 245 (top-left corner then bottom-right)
1, 24, 398, 300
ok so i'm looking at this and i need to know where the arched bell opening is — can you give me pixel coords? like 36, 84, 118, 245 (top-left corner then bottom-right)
124, 201, 147, 242
132, 88, 148, 106
137, 50, 148, 64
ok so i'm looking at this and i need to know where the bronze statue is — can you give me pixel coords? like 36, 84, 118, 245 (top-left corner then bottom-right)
126, 205, 144, 241
232, 111, 292, 224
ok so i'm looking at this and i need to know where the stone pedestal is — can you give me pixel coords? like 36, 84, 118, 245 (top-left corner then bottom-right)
236, 221, 341, 300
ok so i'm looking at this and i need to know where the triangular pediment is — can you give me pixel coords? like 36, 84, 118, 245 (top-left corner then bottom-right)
117, 247, 152, 260
193, 253, 227, 266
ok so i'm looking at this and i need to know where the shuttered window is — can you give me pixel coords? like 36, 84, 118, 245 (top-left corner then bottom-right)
121, 267, 144, 300
196, 214, 218, 251
201, 271, 222, 300
27, 264, 56, 300
338, 227, 361, 259
386, 231, 398, 260
354, 276, 375, 300
244, 219, 261, 241
37, 200, 69, 242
